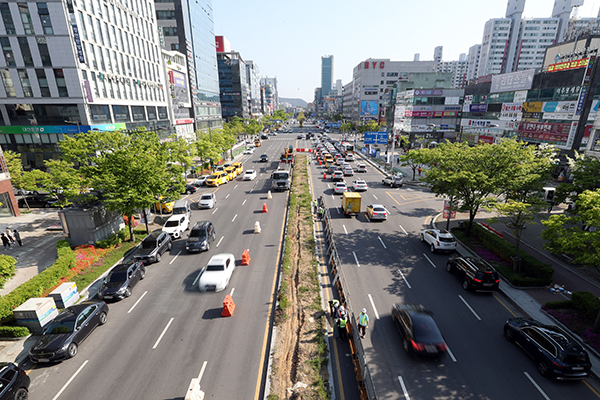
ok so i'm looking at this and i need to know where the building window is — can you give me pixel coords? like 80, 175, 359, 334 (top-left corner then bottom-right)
87, 15, 95, 41
90, 71, 99, 96
18, 69, 33, 96
162, 27, 178, 36
112, 50, 118, 74
171, 43, 179, 51
18, 3, 34, 35
112, 104, 130, 122
98, 48, 105, 71
156, 10, 176, 19
54, 68, 68, 97
36, 69, 50, 97
78, 11, 87, 40
37, 3, 53, 35
18, 37, 33, 66
131, 105, 145, 121
96, 18, 103, 45
0, 69, 16, 97
0, 37, 15, 67
0, 4, 16, 34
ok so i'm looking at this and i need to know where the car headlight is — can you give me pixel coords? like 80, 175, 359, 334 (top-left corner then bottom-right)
116, 287, 126, 295
58, 341, 71, 353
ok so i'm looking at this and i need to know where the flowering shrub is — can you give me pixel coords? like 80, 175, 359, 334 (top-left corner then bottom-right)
542, 305, 600, 353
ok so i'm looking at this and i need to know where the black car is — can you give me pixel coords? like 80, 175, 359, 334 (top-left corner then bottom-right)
260, 134, 269, 140
391, 303, 447, 358
29, 301, 109, 362
446, 256, 500, 291
17, 195, 56, 208
504, 317, 592, 380
259, 154, 269, 162
97, 262, 146, 300
0, 362, 30, 400
133, 230, 172, 264
186, 221, 216, 253
184, 185, 196, 195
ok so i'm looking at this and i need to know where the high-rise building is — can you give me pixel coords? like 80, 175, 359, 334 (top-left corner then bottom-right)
261, 77, 278, 113
216, 51, 249, 120
0, 0, 171, 169
245, 61, 262, 117
467, 44, 482, 82
321, 55, 333, 97
156, 0, 222, 130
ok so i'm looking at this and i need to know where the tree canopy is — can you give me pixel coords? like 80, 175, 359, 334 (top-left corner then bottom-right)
554, 152, 600, 206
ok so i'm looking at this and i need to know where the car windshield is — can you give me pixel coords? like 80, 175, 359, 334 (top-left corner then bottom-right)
373, 207, 385, 212
142, 239, 157, 249
201, 194, 213, 200
165, 220, 180, 227
439, 237, 455, 242
208, 175, 218, 179
108, 271, 127, 283
190, 229, 206, 238
273, 172, 289, 180
45, 320, 75, 334
206, 264, 224, 271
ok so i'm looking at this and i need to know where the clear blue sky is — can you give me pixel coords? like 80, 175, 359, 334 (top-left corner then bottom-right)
213, 0, 599, 104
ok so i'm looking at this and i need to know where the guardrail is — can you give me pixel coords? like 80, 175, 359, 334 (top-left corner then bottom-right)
320, 198, 377, 400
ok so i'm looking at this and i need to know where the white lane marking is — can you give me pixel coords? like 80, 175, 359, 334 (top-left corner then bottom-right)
399, 225, 407, 234
398, 269, 411, 289
423, 254, 436, 268
232, 214, 238, 222
337, 207, 341, 214
234, 185, 238, 189
52, 360, 89, 400
225, 193, 230, 199
368, 293, 380, 320
331, 194, 335, 200
378, 236, 387, 249
198, 361, 208, 382
397, 376, 411, 400
169, 250, 182, 265
127, 291, 148, 314
153, 317, 174, 349
458, 295, 482, 321
373, 194, 378, 200
242, 199, 247, 205
343, 225, 348, 235
524, 372, 551, 400
352, 251, 360, 268
230, 287, 235, 297
446, 345, 457, 362
216, 236, 224, 247
212, 207, 218, 214
327, 183, 331, 188
192, 269, 204, 286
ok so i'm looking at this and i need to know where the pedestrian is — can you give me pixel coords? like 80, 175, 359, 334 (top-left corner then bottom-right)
358, 308, 369, 339
13, 229, 22, 246
328, 299, 340, 317
5, 228, 14, 244
418, 167, 422, 176
337, 314, 348, 342
1, 233, 11, 250
548, 200, 555, 213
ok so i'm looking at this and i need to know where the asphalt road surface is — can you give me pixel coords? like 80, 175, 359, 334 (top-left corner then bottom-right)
23, 131, 299, 400
308, 130, 600, 399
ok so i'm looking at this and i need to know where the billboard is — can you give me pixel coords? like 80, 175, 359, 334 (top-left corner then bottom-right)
490, 69, 535, 93
547, 57, 589, 73
361, 101, 379, 115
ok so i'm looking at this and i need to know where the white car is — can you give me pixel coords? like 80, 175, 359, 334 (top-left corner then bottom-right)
345, 154, 355, 162
420, 229, 457, 253
343, 167, 354, 176
199, 193, 217, 209
334, 182, 347, 194
243, 148, 254, 155
198, 253, 236, 292
244, 170, 257, 181
162, 214, 190, 239
352, 180, 368, 191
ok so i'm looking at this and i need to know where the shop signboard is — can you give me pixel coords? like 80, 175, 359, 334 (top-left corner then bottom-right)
490, 69, 535, 93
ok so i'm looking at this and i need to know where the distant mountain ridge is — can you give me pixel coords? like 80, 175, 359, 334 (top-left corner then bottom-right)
279, 97, 308, 108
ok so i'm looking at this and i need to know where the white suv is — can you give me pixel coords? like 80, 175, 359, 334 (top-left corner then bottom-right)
162, 214, 190, 239
420, 229, 457, 253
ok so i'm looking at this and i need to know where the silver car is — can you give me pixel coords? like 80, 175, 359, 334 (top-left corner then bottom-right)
199, 193, 217, 209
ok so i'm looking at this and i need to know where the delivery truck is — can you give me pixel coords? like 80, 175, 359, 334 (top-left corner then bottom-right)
341, 192, 361, 216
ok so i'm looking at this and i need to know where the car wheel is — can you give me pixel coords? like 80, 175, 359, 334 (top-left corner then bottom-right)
206, 241, 210, 251
125, 287, 132, 297
67, 343, 78, 358
14, 388, 28, 400
140, 269, 146, 279
462, 280, 471, 291
99, 312, 107, 325
446, 262, 452, 273
503, 327, 514, 342
430, 243, 436, 253
402, 338, 410, 354
156, 253, 161, 262
537, 360, 549, 376
167, 242, 172, 251
420, 233, 424, 242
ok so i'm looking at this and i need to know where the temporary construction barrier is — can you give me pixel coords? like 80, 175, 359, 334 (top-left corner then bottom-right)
241, 249, 251, 265
222, 294, 235, 317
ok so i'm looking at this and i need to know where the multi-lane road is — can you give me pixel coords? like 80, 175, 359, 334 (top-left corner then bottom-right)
24, 133, 299, 400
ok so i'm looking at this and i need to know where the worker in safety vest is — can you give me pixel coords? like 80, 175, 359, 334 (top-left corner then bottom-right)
317, 206, 323, 219
328, 299, 340, 317
358, 308, 369, 339
337, 315, 348, 342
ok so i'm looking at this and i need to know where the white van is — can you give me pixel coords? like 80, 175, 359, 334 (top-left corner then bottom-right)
172, 200, 191, 219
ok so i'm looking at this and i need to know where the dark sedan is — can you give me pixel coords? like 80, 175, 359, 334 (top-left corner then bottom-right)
504, 317, 592, 380
29, 301, 109, 362
391, 303, 447, 359
97, 262, 145, 301
17, 195, 56, 208
0, 362, 30, 400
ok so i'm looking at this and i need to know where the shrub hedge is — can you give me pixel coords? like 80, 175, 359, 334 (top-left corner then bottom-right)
0, 325, 30, 337
572, 291, 600, 321
0, 255, 17, 290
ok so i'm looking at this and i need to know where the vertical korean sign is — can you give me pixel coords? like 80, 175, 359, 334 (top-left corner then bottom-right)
66, 0, 85, 63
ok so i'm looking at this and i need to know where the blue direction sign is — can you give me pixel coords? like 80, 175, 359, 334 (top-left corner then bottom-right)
364, 131, 388, 144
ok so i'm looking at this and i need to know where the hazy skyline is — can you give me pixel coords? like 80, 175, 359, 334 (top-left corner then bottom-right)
213, 0, 600, 103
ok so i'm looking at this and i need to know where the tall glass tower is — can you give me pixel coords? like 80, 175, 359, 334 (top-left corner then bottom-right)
321, 56, 333, 97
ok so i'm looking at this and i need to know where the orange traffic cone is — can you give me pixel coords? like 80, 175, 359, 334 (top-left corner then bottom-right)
323, 172, 327, 179
262, 203, 268, 213
241, 249, 251, 265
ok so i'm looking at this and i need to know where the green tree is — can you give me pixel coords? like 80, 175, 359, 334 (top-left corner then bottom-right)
399, 149, 428, 181
42, 159, 93, 207
3, 150, 25, 193
245, 119, 262, 138
164, 135, 195, 193
60, 129, 175, 241
195, 132, 221, 169
554, 152, 600, 206
357, 121, 378, 134
340, 122, 352, 134
332, 114, 342, 122
420, 140, 555, 235
297, 112, 305, 127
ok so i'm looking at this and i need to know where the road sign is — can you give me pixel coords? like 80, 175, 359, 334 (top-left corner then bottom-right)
443, 200, 457, 219
365, 131, 388, 144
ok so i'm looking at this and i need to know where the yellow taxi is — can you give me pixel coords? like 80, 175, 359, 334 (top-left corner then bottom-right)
215, 165, 225, 173
254, 139, 261, 147
206, 172, 228, 187
224, 166, 236, 180
155, 196, 175, 213
232, 162, 243, 175
324, 154, 334, 164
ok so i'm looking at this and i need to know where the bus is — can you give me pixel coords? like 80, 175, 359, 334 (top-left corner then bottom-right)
340, 142, 354, 155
